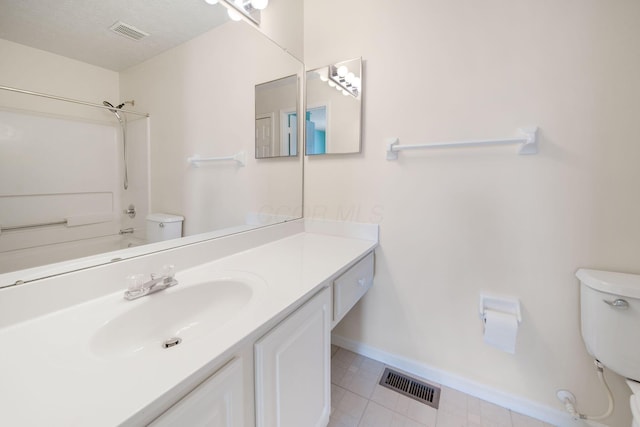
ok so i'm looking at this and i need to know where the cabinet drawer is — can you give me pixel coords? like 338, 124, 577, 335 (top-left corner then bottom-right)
333, 251, 374, 325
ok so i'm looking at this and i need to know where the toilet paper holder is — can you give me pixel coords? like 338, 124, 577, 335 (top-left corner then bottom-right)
479, 294, 522, 323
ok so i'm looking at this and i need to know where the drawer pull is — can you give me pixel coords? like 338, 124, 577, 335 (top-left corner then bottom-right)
603, 298, 629, 309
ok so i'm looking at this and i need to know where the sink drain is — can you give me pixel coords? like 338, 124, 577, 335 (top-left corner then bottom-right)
163, 337, 182, 349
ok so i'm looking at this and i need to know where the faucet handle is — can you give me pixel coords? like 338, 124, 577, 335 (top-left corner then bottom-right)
162, 264, 175, 279
126, 274, 145, 296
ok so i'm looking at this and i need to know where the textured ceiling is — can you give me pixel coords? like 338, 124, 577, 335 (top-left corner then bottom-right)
0, 0, 230, 71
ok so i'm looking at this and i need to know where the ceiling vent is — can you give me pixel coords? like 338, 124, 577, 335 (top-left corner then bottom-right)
109, 21, 149, 41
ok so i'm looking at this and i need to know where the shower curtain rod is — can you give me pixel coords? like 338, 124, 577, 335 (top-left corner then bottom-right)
0, 85, 149, 117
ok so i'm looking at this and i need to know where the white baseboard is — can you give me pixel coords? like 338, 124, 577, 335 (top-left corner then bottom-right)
331, 334, 606, 427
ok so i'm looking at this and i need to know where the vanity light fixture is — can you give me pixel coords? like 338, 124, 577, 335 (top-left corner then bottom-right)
329, 64, 360, 98
228, 0, 244, 21
251, 0, 269, 9
206, 0, 268, 25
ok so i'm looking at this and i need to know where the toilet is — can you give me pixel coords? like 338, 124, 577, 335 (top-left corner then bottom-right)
578, 268, 640, 426
628, 379, 640, 427
145, 213, 184, 243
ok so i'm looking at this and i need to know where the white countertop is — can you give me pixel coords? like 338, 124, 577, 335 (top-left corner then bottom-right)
0, 229, 377, 426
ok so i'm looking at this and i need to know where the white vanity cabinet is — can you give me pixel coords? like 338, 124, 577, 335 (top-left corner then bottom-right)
254, 286, 332, 427
148, 357, 245, 427
146, 251, 374, 427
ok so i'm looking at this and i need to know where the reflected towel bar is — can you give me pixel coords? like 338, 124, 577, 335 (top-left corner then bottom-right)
386, 127, 538, 160
188, 151, 246, 167
0, 213, 114, 234
0, 220, 67, 233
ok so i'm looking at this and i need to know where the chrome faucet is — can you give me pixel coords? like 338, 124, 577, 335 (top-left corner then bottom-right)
124, 265, 178, 300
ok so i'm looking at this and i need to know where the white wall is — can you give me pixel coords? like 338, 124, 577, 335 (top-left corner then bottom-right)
120, 20, 303, 236
0, 39, 119, 121
304, 0, 640, 425
260, 0, 304, 60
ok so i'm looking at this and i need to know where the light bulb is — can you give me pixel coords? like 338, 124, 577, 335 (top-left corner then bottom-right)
328, 80, 336, 87
228, 8, 242, 20
352, 77, 361, 88
342, 90, 349, 96
251, 0, 269, 9
227, 0, 243, 21
345, 72, 355, 83
335, 85, 342, 91
319, 74, 328, 82
337, 66, 348, 77
204, 0, 219, 4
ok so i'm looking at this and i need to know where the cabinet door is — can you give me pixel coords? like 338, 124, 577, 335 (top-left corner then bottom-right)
254, 287, 331, 427
149, 358, 244, 427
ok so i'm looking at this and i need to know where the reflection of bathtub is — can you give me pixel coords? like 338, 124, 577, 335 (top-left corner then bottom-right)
0, 234, 146, 274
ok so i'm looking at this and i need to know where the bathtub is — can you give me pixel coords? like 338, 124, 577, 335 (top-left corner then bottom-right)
0, 234, 146, 274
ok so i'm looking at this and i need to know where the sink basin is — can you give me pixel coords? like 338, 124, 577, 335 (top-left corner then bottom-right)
90, 276, 262, 359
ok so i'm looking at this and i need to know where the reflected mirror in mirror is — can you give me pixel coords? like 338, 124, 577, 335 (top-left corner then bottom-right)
306, 57, 363, 155
255, 75, 299, 158
0, 0, 303, 287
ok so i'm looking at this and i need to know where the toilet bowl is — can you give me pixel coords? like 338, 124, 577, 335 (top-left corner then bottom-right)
577, 268, 640, 426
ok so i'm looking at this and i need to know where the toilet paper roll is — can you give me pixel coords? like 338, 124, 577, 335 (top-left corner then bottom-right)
483, 309, 518, 354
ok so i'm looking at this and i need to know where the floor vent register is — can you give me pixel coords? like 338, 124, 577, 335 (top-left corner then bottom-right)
378, 368, 441, 409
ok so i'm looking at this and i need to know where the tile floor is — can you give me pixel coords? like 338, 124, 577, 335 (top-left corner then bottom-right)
329, 345, 556, 427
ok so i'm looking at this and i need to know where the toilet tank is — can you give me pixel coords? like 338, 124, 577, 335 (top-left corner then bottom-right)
578, 268, 640, 381
146, 213, 184, 243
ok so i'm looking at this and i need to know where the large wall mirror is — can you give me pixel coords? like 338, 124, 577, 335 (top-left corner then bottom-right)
255, 75, 299, 158
306, 57, 363, 155
0, 0, 303, 287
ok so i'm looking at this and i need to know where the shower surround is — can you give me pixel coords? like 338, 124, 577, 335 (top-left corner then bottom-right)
0, 109, 149, 272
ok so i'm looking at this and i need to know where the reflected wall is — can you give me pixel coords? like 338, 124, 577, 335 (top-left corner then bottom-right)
120, 20, 303, 237
0, 16, 303, 285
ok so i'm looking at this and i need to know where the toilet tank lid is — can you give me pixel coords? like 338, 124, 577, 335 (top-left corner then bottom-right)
146, 213, 184, 223
577, 268, 640, 298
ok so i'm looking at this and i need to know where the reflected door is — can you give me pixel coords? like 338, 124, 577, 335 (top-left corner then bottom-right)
256, 115, 273, 158
282, 112, 298, 156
